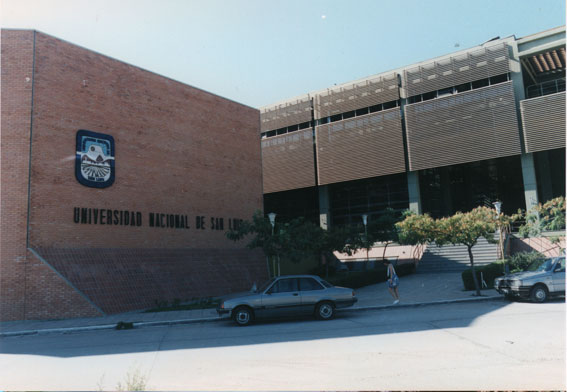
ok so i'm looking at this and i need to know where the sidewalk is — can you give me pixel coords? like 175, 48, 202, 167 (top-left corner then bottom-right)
0, 271, 503, 337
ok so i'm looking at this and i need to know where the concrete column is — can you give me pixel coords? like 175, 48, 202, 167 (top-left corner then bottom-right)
407, 171, 422, 214
521, 153, 539, 211
440, 166, 453, 216
318, 185, 330, 230
508, 41, 526, 102
507, 40, 528, 154
535, 151, 553, 203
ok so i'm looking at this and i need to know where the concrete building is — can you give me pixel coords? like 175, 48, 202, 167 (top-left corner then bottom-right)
1, 26, 564, 321
1, 30, 267, 321
260, 26, 566, 229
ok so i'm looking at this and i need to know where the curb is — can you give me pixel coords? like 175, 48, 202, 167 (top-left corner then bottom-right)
344, 295, 504, 313
0, 317, 224, 338
0, 295, 505, 338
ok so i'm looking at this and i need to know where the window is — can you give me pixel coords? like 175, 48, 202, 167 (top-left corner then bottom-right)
299, 121, 311, 130
554, 258, 565, 272
369, 103, 383, 113
472, 78, 489, 89
330, 114, 342, 123
438, 87, 454, 98
268, 278, 298, 293
343, 110, 355, 119
383, 100, 398, 109
489, 74, 508, 85
355, 107, 369, 116
288, 124, 298, 132
408, 95, 422, 104
319, 279, 333, 288
422, 91, 436, 101
456, 82, 472, 93
299, 278, 324, 291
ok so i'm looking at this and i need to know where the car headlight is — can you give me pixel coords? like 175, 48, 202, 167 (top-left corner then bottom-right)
510, 280, 521, 288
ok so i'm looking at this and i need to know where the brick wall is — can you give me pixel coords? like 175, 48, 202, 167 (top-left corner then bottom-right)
510, 235, 565, 258
1, 30, 267, 320
35, 247, 266, 314
1, 30, 35, 320
23, 249, 103, 319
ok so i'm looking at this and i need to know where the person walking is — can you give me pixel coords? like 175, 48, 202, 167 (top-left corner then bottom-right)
384, 260, 400, 304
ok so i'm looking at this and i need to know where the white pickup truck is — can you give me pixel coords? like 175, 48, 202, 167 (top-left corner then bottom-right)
494, 256, 565, 302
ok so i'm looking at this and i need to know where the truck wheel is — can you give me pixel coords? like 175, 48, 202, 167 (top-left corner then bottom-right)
530, 284, 548, 303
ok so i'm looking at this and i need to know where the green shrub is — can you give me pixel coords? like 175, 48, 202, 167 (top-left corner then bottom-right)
326, 262, 415, 288
506, 251, 545, 273
144, 297, 219, 313
461, 261, 505, 290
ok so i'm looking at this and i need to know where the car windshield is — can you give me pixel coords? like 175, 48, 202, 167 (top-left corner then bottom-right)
526, 258, 554, 272
257, 278, 276, 293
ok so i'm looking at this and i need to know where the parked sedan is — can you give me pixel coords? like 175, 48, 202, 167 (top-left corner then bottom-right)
217, 274, 357, 326
494, 256, 565, 302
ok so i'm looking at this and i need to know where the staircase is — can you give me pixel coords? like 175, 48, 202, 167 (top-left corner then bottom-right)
417, 237, 498, 273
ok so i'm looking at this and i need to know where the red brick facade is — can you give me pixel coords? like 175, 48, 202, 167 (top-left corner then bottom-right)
1, 30, 267, 321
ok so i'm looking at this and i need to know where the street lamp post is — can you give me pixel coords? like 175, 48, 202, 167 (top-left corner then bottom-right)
493, 201, 508, 273
267, 213, 278, 277
362, 214, 369, 269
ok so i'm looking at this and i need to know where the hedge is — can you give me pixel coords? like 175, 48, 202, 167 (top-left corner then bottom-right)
326, 262, 416, 289
506, 251, 545, 273
461, 261, 506, 290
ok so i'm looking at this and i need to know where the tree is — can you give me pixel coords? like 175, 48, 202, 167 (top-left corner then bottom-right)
226, 210, 281, 259
396, 210, 437, 247
435, 207, 498, 296
226, 210, 363, 277
519, 196, 566, 240
366, 208, 403, 261
396, 206, 505, 296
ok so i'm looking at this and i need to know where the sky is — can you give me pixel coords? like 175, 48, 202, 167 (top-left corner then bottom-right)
1, 0, 565, 108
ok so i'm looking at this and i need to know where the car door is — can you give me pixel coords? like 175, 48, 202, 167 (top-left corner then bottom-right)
298, 277, 326, 314
260, 277, 301, 318
551, 257, 565, 293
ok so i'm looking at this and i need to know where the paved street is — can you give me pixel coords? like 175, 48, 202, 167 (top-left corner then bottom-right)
1, 299, 564, 390
0, 271, 501, 337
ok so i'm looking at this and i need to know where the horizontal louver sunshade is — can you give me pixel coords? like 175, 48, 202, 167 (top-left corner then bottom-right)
260, 98, 312, 132
316, 74, 399, 118
261, 130, 316, 193
404, 43, 509, 97
521, 91, 566, 153
405, 82, 521, 171
316, 108, 406, 185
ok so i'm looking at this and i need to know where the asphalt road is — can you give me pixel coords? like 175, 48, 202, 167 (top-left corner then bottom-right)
1, 299, 565, 390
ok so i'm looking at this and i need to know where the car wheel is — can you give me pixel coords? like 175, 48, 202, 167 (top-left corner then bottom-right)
315, 301, 335, 320
232, 306, 253, 326
530, 284, 549, 303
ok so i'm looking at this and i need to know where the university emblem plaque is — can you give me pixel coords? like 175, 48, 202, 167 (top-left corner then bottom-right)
75, 130, 115, 188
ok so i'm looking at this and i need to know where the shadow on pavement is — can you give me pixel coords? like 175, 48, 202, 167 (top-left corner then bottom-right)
0, 299, 530, 358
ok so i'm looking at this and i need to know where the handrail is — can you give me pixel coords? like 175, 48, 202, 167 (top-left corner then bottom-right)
525, 78, 565, 98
